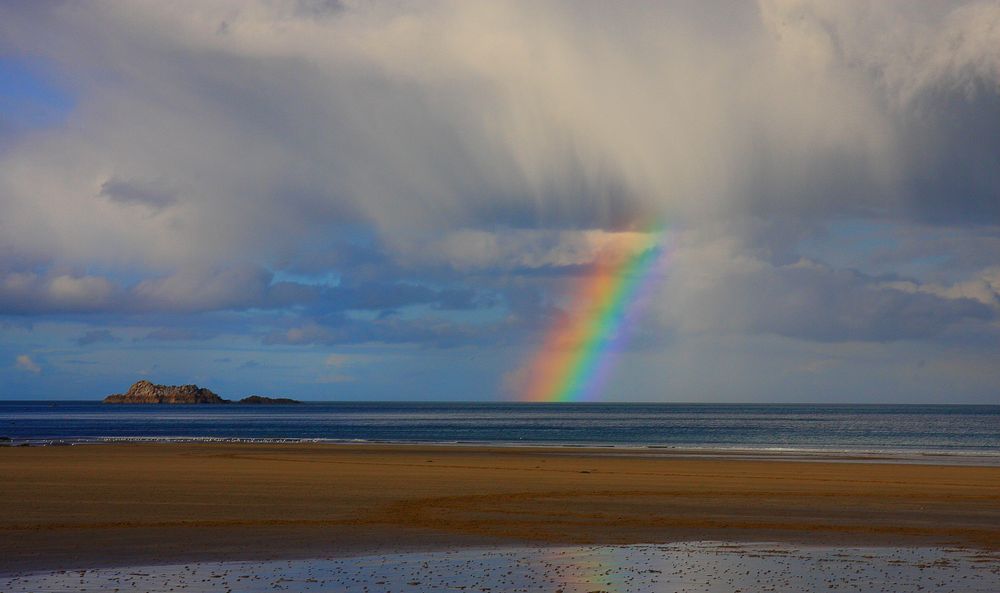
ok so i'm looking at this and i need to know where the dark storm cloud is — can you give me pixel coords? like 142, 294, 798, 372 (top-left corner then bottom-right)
0, 259, 497, 320
661, 241, 999, 344
739, 265, 994, 342
1, 0, 999, 362
3, 0, 999, 272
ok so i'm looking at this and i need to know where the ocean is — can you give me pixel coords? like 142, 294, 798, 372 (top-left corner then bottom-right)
1, 401, 998, 459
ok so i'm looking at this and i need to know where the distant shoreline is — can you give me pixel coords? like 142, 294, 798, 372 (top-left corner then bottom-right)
6, 437, 1000, 466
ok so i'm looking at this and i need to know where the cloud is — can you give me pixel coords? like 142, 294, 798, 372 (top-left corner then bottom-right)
319, 353, 355, 383
100, 178, 177, 210
0, 0, 999, 398
139, 327, 219, 342
264, 317, 488, 348
1, 0, 998, 275
398, 229, 659, 271
880, 267, 1000, 308
326, 281, 481, 312
131, 265, 274, 312
15, 354, 41, 374
0, 271, 116, 314
0, 259, 495, 316
324, 354, 351, 368
76, 328, 119, 346
657, 233, 997, 343
316, 372, 355, 384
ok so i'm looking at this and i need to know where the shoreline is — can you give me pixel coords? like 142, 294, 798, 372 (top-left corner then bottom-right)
7, 437, 1000, 466
3, 442, 1000, 574
8, 541, 1000, 582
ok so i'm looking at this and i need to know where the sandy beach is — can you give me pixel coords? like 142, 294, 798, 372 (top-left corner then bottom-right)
2, 443, 999, 574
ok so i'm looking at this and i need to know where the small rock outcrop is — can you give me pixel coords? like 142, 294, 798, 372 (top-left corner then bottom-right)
103, 380, 227, 404
238, 395, 301, 405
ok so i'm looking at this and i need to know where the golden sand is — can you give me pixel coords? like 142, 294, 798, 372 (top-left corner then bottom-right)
2, 443, 998, 572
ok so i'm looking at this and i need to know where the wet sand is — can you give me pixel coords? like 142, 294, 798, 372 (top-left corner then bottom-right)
5, 543, 1000, 593
2, 443, 999, 574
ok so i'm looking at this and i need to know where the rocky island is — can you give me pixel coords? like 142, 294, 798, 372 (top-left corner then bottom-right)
103, 380, 227, 404
102, 381, 301, 404
238, 395, 301, 404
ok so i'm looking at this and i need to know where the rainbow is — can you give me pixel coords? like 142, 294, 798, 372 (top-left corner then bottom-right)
516, 227, 670, 402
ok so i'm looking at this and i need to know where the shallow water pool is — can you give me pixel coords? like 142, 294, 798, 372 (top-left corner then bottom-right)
5, 541, 999, 593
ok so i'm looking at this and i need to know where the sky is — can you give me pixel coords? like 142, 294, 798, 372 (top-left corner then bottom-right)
0, 0, 998, 403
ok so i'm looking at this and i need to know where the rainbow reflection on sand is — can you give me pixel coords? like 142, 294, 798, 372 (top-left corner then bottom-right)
5, 542, 997, 593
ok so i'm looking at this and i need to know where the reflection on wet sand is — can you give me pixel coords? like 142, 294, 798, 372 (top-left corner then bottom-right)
4, 542, 999, 593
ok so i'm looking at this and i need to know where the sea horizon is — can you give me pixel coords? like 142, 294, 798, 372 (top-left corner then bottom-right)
4, 401, 998, 461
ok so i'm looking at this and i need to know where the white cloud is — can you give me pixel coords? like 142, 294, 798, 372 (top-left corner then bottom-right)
1, 0, 998, 274
399, 229, 658, 271
881, 267, 1000, 308
0, 271, 116, 313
